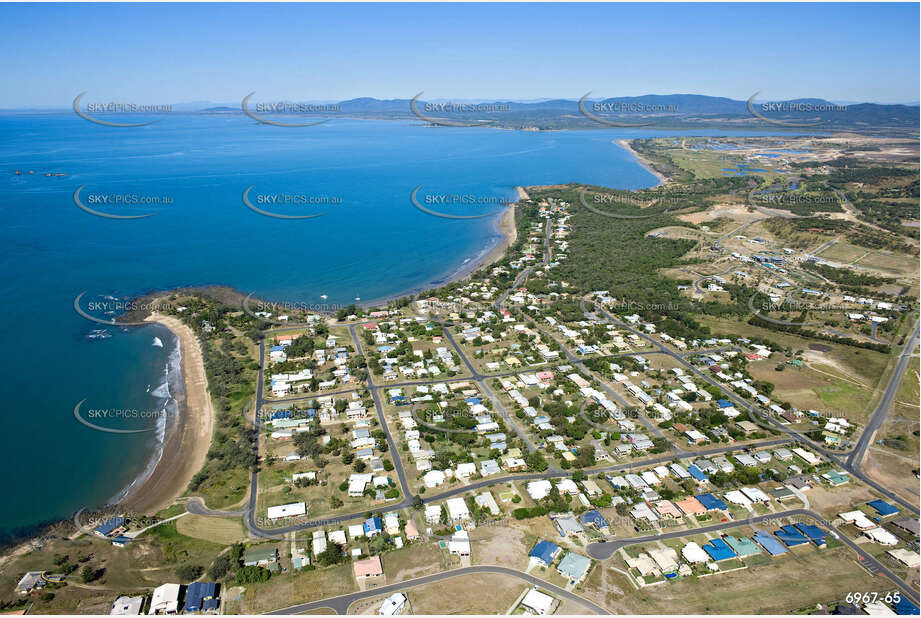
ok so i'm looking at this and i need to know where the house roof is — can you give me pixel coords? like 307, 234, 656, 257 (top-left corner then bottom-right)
702, 537, 736, 561
695, 493, 728, 511
183, 582, 217, 612
529, 540, 561, 564
675, 497, 706, 515
753, 530, 788, 555
557, 551, 591, 580
723, 535, 762, 557
794, 522, 826, 545
554, 515, 584, 535
244, 546, 277, 562
522, 588, 555, 614
94, 516, 126, 536
579, 510, 608, 528
687, 465, 707, 481
867, 500, 899, 516
655, 500, 682, 518
893, 518, 920, 536
775, 525, 809, 546
111, 595, 144, 615
16, 572, 45, 592
353, 556, 383, 577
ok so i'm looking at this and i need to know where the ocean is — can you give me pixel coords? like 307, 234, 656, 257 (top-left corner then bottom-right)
0, 113, 776, 542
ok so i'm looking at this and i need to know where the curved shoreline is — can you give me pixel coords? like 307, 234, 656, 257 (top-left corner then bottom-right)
616, 138, 668, 187
357, 187, 520, 308
117, 313, 215, 514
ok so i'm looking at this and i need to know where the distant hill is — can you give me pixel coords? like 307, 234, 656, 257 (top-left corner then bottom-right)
200, 93, 918, 134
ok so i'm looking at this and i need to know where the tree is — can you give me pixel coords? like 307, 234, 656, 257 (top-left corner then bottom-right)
208, 554, 232, 580
330, 495, 344, 509
316, 543, 344, 567
80, 565, 97, 583
176, 564, 204, 582
235, 566, 271, 584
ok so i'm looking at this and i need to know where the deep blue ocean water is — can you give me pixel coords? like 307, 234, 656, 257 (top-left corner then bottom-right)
0, 114, 781, 542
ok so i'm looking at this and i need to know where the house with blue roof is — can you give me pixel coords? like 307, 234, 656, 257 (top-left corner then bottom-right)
528, 540, 561, 568
184, 581, 218, 613
695, 493, 728, 511
717, 399, 733, 408
688, 465, 708, 483
793, 523, 827, 548
701, 537, 737, 561
893, 596, 920, 615
579, 510, 610, 533
93, 516, 126, 538
867, 499, 899, 518
111, 535, 131, 548
364, 516, 383, 537
775, 525, 809, 547
752, 530, 788, 556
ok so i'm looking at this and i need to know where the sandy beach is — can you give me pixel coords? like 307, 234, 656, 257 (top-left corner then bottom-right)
120, 313, 215, 514
481, 188, 521, 267
616, 139, 669, 187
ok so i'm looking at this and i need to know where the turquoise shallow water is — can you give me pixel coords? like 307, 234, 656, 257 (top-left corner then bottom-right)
0, 114, 778, 542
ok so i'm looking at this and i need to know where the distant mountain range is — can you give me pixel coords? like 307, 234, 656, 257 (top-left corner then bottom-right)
12, 94, 920, 134
227, 94, 919, 133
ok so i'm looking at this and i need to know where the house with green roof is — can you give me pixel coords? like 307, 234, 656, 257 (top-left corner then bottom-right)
823, 470, 849, 486
556, 551, 592, 583
723, 535, 762, 557
244, 546, 279, 569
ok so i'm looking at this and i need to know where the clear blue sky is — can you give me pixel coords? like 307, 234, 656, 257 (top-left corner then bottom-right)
1, 2, 918, 107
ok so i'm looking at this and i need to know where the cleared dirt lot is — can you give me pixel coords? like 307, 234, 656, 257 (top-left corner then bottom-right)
864, 448, 921, 507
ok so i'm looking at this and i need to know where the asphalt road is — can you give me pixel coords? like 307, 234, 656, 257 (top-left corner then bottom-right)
265, 565, 610, 615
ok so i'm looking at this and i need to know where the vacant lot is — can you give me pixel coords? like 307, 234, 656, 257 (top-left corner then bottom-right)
175, 513, 246, 544
350, 572, 526, 615
240, 562, 357, 614
864, 448, 921, 506
853, 251, 921, 277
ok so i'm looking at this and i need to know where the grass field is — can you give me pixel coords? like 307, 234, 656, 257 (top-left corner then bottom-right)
175, 513, 246, 545
816, 242, 870, 263
853, 251, 921, 276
